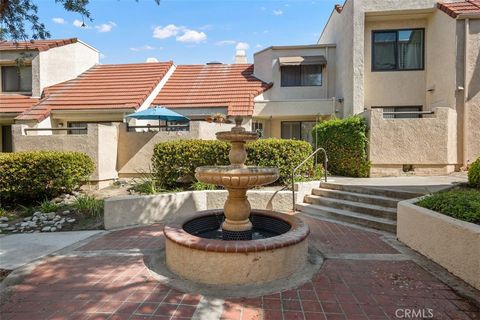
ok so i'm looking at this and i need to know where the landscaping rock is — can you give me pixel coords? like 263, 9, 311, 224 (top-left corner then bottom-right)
62, 210, 70, 215
46, 212, 56, 219
41, 226, 51, 232
67, 218, 76, 223
0, 217, 9, 222
50, 227, 57, 232
23, 217, 32, 222
0, 223, 9, 228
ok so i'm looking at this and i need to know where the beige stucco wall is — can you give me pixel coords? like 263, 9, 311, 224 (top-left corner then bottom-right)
12, 123, 118, 183
364, 18, 427, 109
104, 181, 319, 230
398, 199, 480, 290
253, 45, 336, 101
117, 121, 236, 176
426, 11, 457, 111
368, 107, 457, 175
37, 41, 98, 97
253, 98, 336, 119
0, 41, 98, 98
465, 19, 480, 165
318, 0, 355, 117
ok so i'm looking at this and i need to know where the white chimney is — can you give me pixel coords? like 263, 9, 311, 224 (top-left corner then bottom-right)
235, 50, 247, 64
146, 57, 159, 63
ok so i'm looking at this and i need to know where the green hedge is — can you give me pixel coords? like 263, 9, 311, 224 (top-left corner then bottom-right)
313, 116, 370, 177
152, 139, 314, 189
0, 151, 95, 205
468, 157, 480, 188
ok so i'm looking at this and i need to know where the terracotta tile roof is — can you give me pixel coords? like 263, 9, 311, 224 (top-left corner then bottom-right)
0, 38, 78, 52
0, 94, 39, 115
153, 64, 272, 116
438, 0, 480, 18
16, 62, 173, 122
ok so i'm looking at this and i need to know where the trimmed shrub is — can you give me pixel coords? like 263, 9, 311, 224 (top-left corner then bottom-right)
0, 151, 94, 205
468, 157, 480, 188
152, 139, 314, 189
152, 140, 230, 189
313, 116, 370, 177
416, 188, 480, 225
246, 139, 313, 184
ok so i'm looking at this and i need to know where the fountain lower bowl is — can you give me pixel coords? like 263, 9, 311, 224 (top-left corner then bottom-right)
195, 166, 279, 188
164, 209, 309, 285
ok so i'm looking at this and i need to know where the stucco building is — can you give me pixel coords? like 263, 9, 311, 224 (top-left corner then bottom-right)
0, 0, 479, 180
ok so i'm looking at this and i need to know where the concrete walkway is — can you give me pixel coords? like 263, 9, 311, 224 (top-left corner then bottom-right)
327, 175, 467, 194
0, 215, 478, 320
0, 230, 104, 270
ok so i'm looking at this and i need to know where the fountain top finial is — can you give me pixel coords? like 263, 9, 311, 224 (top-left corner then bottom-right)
232, 116, 245, 133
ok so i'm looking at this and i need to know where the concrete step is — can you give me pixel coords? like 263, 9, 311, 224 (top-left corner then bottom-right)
312, 188, 400, 208
296, 203, 397, 233
320, 182, 424, 200
304, 194, 397, 220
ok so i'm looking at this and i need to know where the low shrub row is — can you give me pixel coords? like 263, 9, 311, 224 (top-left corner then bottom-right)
416, 188, 480, 225
313, 116, 370, 177
152, 139, 315, 189
0, 151, 95, 205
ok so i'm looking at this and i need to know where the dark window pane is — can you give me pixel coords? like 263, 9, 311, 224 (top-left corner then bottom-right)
301, 65, 322, 86
2, 67, 19, 91
398, 30, 423, 70
301, 121, 316, 145
281, 122, 301, 140
19, 67, 32, 91
373, 32, 396, 70
1, 66, 32, 92
281, 66, 301, 86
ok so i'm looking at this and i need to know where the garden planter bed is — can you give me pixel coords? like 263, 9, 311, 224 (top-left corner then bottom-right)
397, 199, 480, 290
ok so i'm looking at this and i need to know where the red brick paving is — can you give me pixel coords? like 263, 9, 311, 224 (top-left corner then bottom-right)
0, 217, 478, 320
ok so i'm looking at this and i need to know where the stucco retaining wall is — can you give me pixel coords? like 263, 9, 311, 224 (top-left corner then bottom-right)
12, 123, 118, 185
117, 121, 236, 176
368, 107, 457, 176
104, 181, 320, 230
397, 199, 480, 290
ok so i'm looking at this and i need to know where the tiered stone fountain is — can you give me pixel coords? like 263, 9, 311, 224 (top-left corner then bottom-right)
164, 117, 309, 285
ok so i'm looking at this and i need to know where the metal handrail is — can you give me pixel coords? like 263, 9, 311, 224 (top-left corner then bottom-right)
292, 147, 328, 211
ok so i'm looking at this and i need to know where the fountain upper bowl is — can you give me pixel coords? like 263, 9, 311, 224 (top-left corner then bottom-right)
216, 131, 258, 142
195, 166, 279, 188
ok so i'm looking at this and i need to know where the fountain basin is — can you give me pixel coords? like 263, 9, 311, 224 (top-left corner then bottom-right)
195, 166, 279, 188
164, 209, 309, 285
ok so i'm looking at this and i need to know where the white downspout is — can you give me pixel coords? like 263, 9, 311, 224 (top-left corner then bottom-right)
463, 18, 469, 168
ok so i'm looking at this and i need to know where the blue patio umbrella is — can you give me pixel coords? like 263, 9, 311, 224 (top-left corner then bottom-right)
126, 106, 190, 122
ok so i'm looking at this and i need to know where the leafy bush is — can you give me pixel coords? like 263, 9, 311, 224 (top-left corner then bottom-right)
192, 181, 217, 191
313, 116, 370, 177
0, 151, 94, 205
468, 157, 480, 188
152, 139, 314, 189
246, 139, 314, 184
74, 195, 104, 218
38, 199, 60, 213
416, 188, 480, 224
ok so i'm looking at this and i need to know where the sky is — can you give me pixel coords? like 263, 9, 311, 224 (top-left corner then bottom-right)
38, 0, 339, 65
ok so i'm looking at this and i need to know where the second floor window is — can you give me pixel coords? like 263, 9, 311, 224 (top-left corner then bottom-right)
1, 66, 33, 92
372, 29, 424, 71
281, 65, 322, 87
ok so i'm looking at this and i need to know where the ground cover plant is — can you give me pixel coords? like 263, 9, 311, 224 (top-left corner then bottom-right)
468, 157, 480, 188
416, 186, 480, 225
